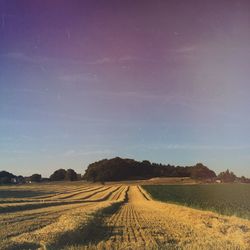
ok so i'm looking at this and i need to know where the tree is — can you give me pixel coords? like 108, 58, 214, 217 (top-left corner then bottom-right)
76, 174, 82, 180
30, 174, 42, 182
239, 176, 250, 183
218, 169, 236, 183
50, 168, 79, 181
0, 177, 11, 184
17, 175, 25, 183
65, 169, 77, 181
0, 171, 16, 184
50, 169, 67, 181
190, 163, 216, 179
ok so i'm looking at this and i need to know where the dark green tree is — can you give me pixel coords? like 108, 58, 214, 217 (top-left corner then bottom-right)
0, 171, 16, 184
50, 169, 67, 181
218, 169, 236, 183
65, 169, 77, 181
30, 174, 42, 182
190, 163, 216, 179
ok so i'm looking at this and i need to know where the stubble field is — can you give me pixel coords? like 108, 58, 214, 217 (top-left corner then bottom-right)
0, 182, 250, 250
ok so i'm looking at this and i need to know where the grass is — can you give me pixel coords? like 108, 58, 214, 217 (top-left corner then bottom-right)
142, 184, 250, 219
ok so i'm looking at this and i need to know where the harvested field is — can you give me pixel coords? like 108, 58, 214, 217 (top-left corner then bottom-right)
91, 186, 250, 250
0, 183, 249, 249
0, 183, 125, 249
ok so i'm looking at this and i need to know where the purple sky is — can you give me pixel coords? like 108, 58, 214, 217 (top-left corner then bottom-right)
0, 0, 250, 177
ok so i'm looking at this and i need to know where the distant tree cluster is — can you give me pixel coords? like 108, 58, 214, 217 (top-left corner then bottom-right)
0, 171, 40, 184
30, 174, 42, 182
83, 157, 217, 182
216, 169, 250, 183
217, 169, 237, 183
50, 168, 78, 181
239, 176, 250, 183
0, 168, 82, 184
0, 171, 16, 184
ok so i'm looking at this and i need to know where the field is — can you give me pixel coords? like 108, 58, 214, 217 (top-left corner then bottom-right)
143, 184, 250, 220
0, 182, 250, 249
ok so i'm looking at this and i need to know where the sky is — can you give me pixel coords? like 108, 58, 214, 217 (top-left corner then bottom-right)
0, 0, 250, 177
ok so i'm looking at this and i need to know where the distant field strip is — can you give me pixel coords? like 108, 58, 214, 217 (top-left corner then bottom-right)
69, 185, 114, 200
0, 185, 121, 214
0, 184, 94, 202
85, 185, 122, 201
108, 186, 128, 201
0, 199, 88, 214
44, 185, 104, 200
35, 186, 92, 200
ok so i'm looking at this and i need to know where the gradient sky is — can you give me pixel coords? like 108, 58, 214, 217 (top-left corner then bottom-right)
0, 0, 250, 177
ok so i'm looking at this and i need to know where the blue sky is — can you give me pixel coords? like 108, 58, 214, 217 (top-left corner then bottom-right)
0, 1, 250, 177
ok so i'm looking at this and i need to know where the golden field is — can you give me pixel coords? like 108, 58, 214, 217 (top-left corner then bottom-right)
0, 182, 249, 250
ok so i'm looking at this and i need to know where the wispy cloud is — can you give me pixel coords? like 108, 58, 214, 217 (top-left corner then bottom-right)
86, 90, 162, 99
1, 87, 49, 95
87, 55, 156, 65
0, 149, 30, 154
3, 50, 195, 68
118, 55, 139, 62
87, 57, 115, 65
3, 52, 83, 66
1, 104, 112, 125
86, 48, 197, 66
128, 144, 250, 151
59, 73, 98, 82
64, 149, 114, 157
4, 52, 50, 64
175, 46, 196, 53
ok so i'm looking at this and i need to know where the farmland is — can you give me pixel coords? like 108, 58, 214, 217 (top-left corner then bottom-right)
0, 182, 250, 249
143, 184, 250, 220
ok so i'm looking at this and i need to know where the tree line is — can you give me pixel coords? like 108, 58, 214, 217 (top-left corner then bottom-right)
83, 157, 250, 183
1, 157, 250, 184
0, 168, 80, 184
83, 157, 217, 182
